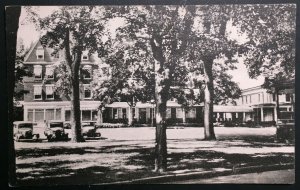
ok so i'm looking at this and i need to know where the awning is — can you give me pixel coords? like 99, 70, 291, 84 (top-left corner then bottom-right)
46, 85, 54, 95
106, 102, 130, 108
34, 65, 42, 76
213, 105, 253, 112
46, 65, 54, 76
136, 102, 154, 108
33, 85, 42, 95
167, 101, 182, 107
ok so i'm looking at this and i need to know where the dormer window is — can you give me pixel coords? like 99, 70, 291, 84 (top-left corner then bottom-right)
36, 47, 44, 60
46, 65, 54, 79
82, 51, 89, 61
34, 65, 42, 79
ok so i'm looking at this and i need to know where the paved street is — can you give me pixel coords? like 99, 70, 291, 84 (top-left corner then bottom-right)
165, 169, 295, 184
33, 126, 278, 140
14, 127, 295, 185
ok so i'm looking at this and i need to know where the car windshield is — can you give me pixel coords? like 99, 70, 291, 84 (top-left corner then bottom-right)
50, 123, 63, 128
18, 124, 33, 129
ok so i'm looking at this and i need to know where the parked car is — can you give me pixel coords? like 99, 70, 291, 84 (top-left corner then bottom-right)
276, 119, 294, 142
13, 121, 40, 142
64, 123, 71, 129
44, 120, 69, 142
81, 122, 101, 138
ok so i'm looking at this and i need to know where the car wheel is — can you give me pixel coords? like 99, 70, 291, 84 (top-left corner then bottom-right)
47, 137, 53, 142
96, 133, 101, 137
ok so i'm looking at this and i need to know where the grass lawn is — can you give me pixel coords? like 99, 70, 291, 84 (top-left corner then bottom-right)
14, 127, 294, 185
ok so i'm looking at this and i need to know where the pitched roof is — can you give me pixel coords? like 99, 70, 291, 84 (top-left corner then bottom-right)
24, 40, 60, 63
24, 38, 96, 64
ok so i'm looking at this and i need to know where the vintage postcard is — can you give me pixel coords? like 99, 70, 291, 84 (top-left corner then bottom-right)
6, 3, 295, 185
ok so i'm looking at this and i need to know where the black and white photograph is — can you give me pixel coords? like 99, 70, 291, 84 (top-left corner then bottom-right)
5, 2, 296, 186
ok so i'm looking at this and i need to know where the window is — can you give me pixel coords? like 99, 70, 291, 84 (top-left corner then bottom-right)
45, 109, 55, 120
35, 109, 44, 121
92, 110, 98, 121
279, 108, 287, 112
82, 110, 92, 121
46, 65, 54, 79
118, 108, 122, 118
113, 108, 118, 119
36, 47, 44, 60
33, 85, 42, 100
187, 108, 196, 118
286, 94, 291, 102
46, 85, 54, 100
65, 110, 71, 121
82, 51, 88, 60
34, 65, 42, 79
84, 85, 92, 99
28, 109, 34, 121
82, 65, 92, 79
122, 108, 127, 119
56, 109, 61, 120
176, 108, 183, 118
166, 108, 171, 118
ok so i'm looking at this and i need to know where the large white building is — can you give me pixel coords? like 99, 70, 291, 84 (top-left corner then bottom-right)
237, 85, 294, 124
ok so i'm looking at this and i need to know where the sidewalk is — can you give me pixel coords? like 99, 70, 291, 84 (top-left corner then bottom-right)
102, 163, 294, 184
164, 169, 295, 184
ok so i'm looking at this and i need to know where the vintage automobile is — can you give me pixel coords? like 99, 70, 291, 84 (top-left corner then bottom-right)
13, 121, 40, 142
81, 122, 101, 138
276, 119, 294, 142
44, 120, 69, 142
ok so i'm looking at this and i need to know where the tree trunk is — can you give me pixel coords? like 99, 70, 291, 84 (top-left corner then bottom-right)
64, 31, 84, 142
154, 73, 168, 172
6, 6, 21, 186
203, 58, 216, 140
70, 52, 84, 142
150, 36, 168, 172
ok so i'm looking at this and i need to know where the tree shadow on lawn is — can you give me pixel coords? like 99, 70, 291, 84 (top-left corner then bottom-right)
15, 138, 294, 185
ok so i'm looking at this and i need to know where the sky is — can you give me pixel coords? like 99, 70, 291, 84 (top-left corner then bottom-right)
17, 6, 264, 90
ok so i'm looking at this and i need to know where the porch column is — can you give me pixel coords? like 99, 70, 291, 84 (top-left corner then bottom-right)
217, 112, 220, 121
97, 109, 103, 125
182, 108, 186, 123
128, 107, 132, 126
135, 108, 139, 122
24, 108, 28, 121
274, 107, 277, 123
243, 112, 246, 122
61, 108, 65, 122
260, 107, 264, 122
